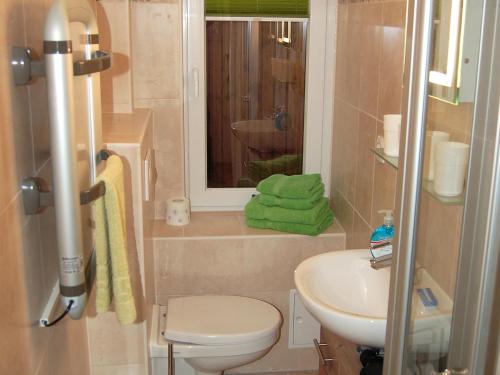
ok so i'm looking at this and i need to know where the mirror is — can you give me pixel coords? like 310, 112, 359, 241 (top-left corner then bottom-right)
428, 0, 462, 103
428, 0, 482, 104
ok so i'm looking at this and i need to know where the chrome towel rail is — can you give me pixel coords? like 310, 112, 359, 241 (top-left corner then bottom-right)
12, 0, 110, 321
21, 150, 110, 215
11, 46, 111, 85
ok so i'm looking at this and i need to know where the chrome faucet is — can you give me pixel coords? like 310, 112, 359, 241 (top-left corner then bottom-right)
267, 105, 286, 119
370, 241, 392, 269
266, 105, 289, 130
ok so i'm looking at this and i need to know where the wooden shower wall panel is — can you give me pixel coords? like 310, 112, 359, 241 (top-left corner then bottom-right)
207, 21, 249, 186
257, 22, 306, 157
206, 20, 307, 187
291, 22, 306, 154
206, 22, 222, 184
227, 22, 250, 179
259, 23, 274, 120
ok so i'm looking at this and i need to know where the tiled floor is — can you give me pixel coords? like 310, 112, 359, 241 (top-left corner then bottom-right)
249, 372, 318, 375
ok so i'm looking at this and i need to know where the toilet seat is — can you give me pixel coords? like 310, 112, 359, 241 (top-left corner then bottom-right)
163, 332, 279, 358
164, 295, 282, 346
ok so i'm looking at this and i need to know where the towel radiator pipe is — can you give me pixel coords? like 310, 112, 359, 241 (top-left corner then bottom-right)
44, 0, 100, 319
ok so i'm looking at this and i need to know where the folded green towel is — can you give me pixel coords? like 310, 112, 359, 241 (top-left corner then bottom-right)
246, 211, 333, 236
246, 196, 330, 225
257, 173, 322, 199
258, 183, 325, 209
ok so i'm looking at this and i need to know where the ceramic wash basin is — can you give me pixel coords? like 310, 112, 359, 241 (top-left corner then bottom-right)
230, 119, 287, 154
294, 249, 453, 350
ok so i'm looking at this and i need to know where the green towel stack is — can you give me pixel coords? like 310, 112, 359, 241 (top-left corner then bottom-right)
245, 174, 333, 236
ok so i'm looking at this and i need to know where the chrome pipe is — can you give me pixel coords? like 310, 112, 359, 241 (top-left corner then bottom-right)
168, 343, 174, 375
44, 0, 100, 319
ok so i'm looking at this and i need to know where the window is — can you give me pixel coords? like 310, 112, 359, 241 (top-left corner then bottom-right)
184, 0, 335, 210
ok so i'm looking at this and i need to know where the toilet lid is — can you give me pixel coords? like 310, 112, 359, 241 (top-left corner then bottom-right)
165, 295, 282, 345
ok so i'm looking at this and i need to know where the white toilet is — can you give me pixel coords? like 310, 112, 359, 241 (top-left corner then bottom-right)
150, 295, 282, 375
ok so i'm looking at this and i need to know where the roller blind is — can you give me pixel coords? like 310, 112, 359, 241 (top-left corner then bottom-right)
205, 0, 309, 17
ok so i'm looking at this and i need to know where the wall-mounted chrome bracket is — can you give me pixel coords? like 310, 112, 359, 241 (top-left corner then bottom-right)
11, 47, 45, 85
11, 46, 111, 85
21, 177, 106, 215
21, 149, 111, 215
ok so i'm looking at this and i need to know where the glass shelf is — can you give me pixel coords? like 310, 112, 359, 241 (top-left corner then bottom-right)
370, 148, 464, 206
421, 180, 464, 205
371, 148, 399, 169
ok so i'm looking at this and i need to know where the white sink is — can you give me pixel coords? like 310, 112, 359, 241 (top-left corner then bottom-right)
294, 249, 453, 350
230, 119, 288, 154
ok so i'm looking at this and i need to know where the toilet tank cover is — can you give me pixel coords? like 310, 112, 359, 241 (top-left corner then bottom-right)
165, 295, 282, 345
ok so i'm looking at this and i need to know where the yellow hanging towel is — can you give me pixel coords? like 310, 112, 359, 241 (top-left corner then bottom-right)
95, 155, 136, 325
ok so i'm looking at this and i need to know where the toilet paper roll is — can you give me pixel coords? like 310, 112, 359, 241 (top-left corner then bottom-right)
383, 114, 402, 157
434, 142, 470, 197
166, 197, 191, 226
423, 130, 450, 181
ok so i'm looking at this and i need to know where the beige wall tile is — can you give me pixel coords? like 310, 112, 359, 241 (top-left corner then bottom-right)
20, 216, 50, 370
97, 0, 134, 113
344, 3, 362, 107
334, 3, 349, 103
135, 99, 185, 218
358, 2, 382, 117
153, 230, 345, 373
0, 2, 34, 210
416, 194, 463, 297
331, 99, 359, 202
370, 121, 398, 226
0, 197, 32, 375
131, 1, 182, 100
155, 238, 246, 296
0, 193, 92, 375
144, 237, 157, 304
354, 113, 376, 223
332, 0, 405, 251
88, 313, 146, 366
183, 211, 243, 237
146, 99, 183, 153
240, 237, 302, 292
331, 189, 354, 245
47, 317, 91, 375
23, 0, 50, 172
154, 149, 185, 211
376, 1, 406, 121
92, 364, 148, 375
29, 80, 51, 171
351, 211, 372, 250
427, 97, 473, 143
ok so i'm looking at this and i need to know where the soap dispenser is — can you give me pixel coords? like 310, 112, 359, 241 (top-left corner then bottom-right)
370, 210, 394, 259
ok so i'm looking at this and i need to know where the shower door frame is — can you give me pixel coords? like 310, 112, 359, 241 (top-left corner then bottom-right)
384, 0, 500, 373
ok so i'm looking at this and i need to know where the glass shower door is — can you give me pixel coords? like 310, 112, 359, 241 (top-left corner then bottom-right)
384, 0, 500, 374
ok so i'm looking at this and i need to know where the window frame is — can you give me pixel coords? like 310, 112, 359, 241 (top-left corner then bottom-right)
183, 0, 336, 211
